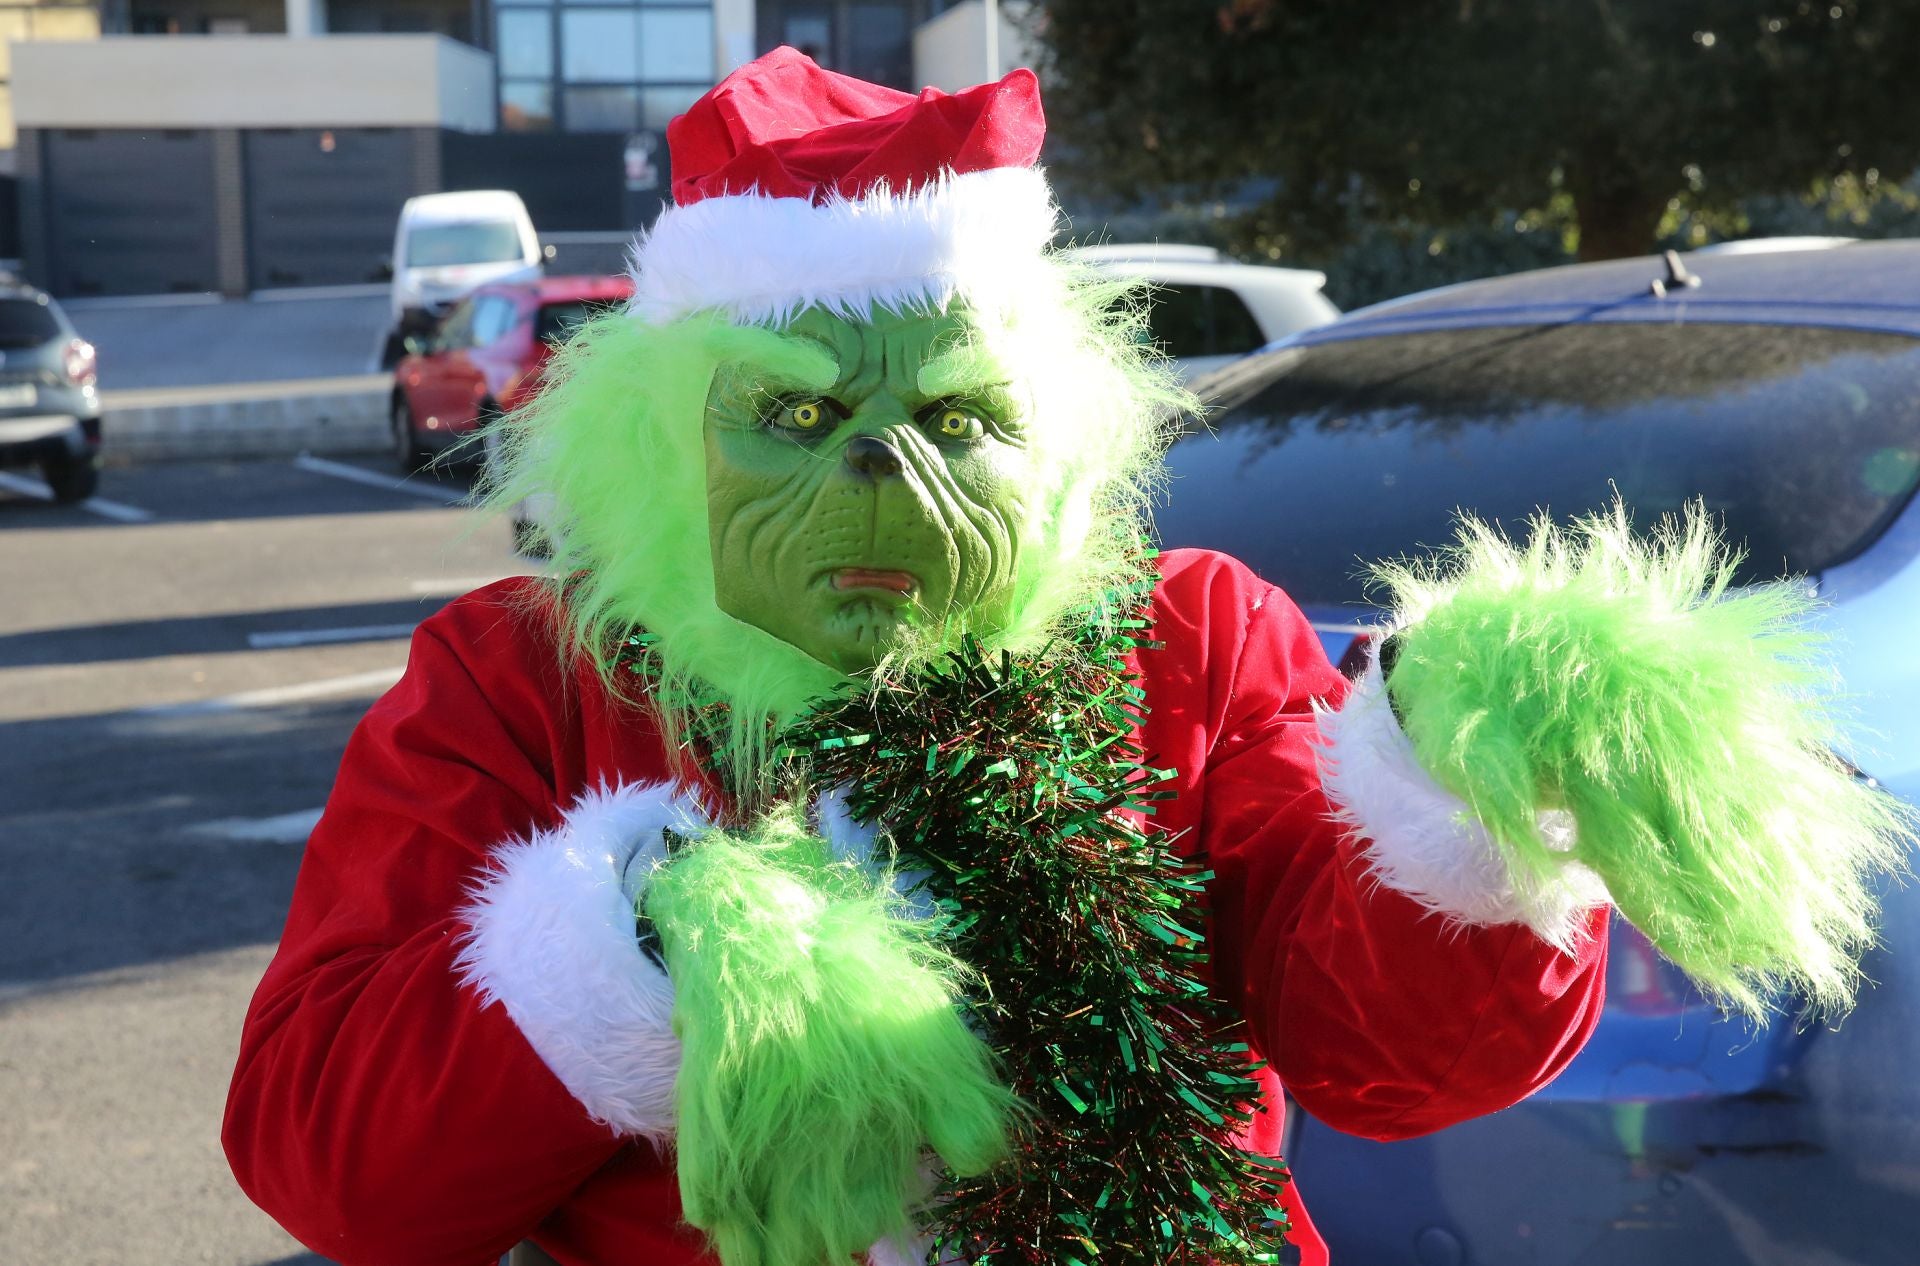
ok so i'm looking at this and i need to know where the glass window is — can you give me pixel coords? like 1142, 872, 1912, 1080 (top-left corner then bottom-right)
0, 297, 63, 350
472, 296, 525, 346
641, 84, 706, 128
782, 7, 832, 65
1209, 287, 1266, 355
536, 299, 620, 344
1143, 286, 1210, 360
846, 3, 910, 86
434, 300, 478, 351
1145, 285, 1267, 358
1157, 324, 1920, 609
640, 8, 714, 80
406, 222, 527, 267
501, 80, 555, 131
562, 8, 641, 81
496, 9, 553, 78
563, 85, 643, 131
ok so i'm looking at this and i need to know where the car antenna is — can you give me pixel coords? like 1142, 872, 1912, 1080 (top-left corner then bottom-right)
1648, 249, 1702, 298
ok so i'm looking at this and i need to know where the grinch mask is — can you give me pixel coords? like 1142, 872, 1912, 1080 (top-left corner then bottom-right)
703, 305, 1030, 673
482, 260, 1185, 792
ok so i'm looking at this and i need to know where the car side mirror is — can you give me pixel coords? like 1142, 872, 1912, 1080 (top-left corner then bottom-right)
376, 258, 395, 282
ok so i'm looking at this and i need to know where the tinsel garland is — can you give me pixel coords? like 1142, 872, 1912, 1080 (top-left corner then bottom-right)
620, 575, 1291, 1265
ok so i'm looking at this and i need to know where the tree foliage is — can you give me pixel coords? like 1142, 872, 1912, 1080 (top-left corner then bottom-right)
1034, 0, 1920, 263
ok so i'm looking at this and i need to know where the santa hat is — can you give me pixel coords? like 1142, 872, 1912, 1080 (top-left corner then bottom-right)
627, 47, 1057, 326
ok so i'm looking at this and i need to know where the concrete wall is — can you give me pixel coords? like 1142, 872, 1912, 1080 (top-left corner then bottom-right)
913, 0, 1038, 92
11, 34, 495, 131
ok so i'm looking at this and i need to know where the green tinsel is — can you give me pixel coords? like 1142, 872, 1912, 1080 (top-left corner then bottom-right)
621, 569, 1292, 1265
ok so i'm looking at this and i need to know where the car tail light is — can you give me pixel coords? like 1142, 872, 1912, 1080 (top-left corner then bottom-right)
62, 338, 97, 386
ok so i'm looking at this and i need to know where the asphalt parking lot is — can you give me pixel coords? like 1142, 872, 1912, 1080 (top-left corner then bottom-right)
0, 454, 528, 1265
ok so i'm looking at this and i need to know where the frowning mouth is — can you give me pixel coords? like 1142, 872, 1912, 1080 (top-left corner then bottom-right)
831, 568, 919, 596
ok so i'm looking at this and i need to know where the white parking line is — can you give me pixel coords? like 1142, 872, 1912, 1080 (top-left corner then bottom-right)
0, 470, 155, 522
292, 453, 469, 505
247, 623, 418, 650
187, 807, 326, 845
135, 666, 405, 716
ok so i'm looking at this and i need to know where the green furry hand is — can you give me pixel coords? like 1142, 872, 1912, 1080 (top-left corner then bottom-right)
1379, 503, 1911, 1019
643, 807, 1013, 1266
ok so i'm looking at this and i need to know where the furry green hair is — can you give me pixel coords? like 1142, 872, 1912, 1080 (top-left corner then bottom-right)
480, 256, 1188, 794
1383, 504, 1914, 1018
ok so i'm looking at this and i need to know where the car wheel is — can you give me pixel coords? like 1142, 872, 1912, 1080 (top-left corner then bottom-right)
465, 399, 503, 475
40, 450, 99, 504
392, 395, 428, 474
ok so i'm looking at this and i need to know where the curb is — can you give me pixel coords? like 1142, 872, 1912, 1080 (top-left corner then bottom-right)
100, 375, 391, 464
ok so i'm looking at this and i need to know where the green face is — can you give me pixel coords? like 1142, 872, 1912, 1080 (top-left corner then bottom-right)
704, 306, 1032, 673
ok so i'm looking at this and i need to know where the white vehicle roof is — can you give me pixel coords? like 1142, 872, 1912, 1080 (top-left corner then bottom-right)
1067, 243, 1228, 265
1066, 243, 1328, 292
400, 190, 531, 225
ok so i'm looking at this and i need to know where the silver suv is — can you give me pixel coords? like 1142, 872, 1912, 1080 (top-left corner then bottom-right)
0, 281, 101, 503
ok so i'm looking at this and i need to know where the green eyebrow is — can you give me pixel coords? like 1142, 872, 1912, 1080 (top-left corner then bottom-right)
917, 340, 1007, 399
702, 324, 840, 392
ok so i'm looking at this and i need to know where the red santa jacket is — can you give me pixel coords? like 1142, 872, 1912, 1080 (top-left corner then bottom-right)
223, 548, 1609, 1266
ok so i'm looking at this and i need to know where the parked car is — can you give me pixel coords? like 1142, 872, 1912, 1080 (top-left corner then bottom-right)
0, 279, 101, 503
1067, 243, 1340, 379
383, 190, 551, 367
1158, 241, 1920, 1264
390, 274, 632, 473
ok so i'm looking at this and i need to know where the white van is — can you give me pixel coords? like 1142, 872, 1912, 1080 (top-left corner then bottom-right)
385, 190, 548, 362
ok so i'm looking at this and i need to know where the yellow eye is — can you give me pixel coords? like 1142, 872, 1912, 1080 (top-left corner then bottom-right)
935, 408, 978, 438
787, 401, 825, 429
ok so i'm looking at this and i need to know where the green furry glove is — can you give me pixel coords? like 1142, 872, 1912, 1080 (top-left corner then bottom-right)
1369, 504, 1910, 1018
642, 806, 1013, 1266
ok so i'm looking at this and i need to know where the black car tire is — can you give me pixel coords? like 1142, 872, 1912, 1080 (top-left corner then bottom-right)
41, 450, 98, 504
392, 394, 428, 474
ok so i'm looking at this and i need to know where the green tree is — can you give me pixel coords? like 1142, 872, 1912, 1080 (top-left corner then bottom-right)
1035, 0, 1920, 263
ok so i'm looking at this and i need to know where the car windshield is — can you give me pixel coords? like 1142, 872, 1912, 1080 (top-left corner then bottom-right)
0, 296, 64, 349
1158, 323, 1920, 613
406, 221, 525, 268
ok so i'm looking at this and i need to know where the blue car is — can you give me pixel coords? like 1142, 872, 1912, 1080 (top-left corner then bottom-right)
1157, 242, 1920, 1265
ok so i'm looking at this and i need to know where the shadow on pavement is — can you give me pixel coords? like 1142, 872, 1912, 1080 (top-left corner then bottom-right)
0, 457, 479, 529
0, 596, 453, 667
0, 694, 373, 988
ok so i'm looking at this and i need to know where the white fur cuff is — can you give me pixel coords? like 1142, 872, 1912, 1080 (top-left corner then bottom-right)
455, 781, 712, 1140
1315, 647, 1609, 952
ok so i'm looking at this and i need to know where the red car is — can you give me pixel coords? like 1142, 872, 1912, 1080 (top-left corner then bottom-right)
389, 274, 633, 472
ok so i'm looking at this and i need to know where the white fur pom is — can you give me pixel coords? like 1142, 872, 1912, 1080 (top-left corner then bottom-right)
627, 166, 1060, 327
455, 781, 712, 1141
1315, 647, 1609, 952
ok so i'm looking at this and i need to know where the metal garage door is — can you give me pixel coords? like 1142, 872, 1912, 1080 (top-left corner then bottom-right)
244, 128, 414, 289
45, 129, 220, 296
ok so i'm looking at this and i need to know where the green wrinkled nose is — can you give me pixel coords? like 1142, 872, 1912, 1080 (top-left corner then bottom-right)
703, 304, 1031, 673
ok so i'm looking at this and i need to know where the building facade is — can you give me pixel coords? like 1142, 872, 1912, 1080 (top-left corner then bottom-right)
8, 0, 1023, 295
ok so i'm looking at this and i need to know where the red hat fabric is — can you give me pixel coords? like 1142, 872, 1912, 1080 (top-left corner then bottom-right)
627, 48, 1060, 327
668, 46, 1046, 206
